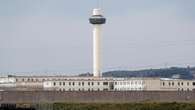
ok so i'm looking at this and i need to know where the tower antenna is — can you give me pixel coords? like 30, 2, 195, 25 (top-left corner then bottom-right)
97, 0, 101, 8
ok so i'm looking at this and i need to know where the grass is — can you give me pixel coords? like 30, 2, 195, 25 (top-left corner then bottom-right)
53, 102, 195, 110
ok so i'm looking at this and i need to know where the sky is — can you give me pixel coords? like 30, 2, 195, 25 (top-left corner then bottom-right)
0, 0, 195, 75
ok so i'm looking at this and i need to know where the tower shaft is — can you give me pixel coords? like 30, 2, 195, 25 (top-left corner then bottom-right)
93, 25, 101, 77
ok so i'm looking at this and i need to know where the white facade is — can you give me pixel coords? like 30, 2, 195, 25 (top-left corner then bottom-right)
43, 77, 113, 91
0, 77, 16, 87
113, 78, 145, 91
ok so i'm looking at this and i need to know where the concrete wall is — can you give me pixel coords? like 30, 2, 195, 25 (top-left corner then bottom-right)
144, 78, 161, 91
0, 91, 195, 103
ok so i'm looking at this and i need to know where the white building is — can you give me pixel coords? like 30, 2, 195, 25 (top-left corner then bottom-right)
1, 75, 195, 92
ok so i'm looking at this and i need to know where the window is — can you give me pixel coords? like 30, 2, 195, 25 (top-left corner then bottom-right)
63, 82, 65, 86
69, 82, 71, 86
88, 82, 90, 86
82, 82, 84, 86
193, 82, 195, 86
103, 82, 108, 85
169, 82, 171, 86
59, 82, 62, 86
187, 82, 189, 86
78, 82, 81, 86
97, 82, 100, 85
92, 82, 94, 86
72, 82, 75, 86
162, 82, 165, 86
172, 82, 174, 86
181, 82, 183, 86
115, 82, 117, 85
54, 82, 56, 86
178, 82, 180, 86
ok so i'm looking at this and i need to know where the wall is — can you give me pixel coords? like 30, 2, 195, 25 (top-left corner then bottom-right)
0, 91, 195, 103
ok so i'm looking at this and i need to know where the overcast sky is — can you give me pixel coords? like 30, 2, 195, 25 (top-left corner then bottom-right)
0, 0, 195, 75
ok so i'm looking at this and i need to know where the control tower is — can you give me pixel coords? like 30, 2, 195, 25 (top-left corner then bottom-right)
89, 9, 106, 77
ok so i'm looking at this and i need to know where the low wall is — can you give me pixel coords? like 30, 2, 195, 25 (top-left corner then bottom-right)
0, 91, 195, 103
